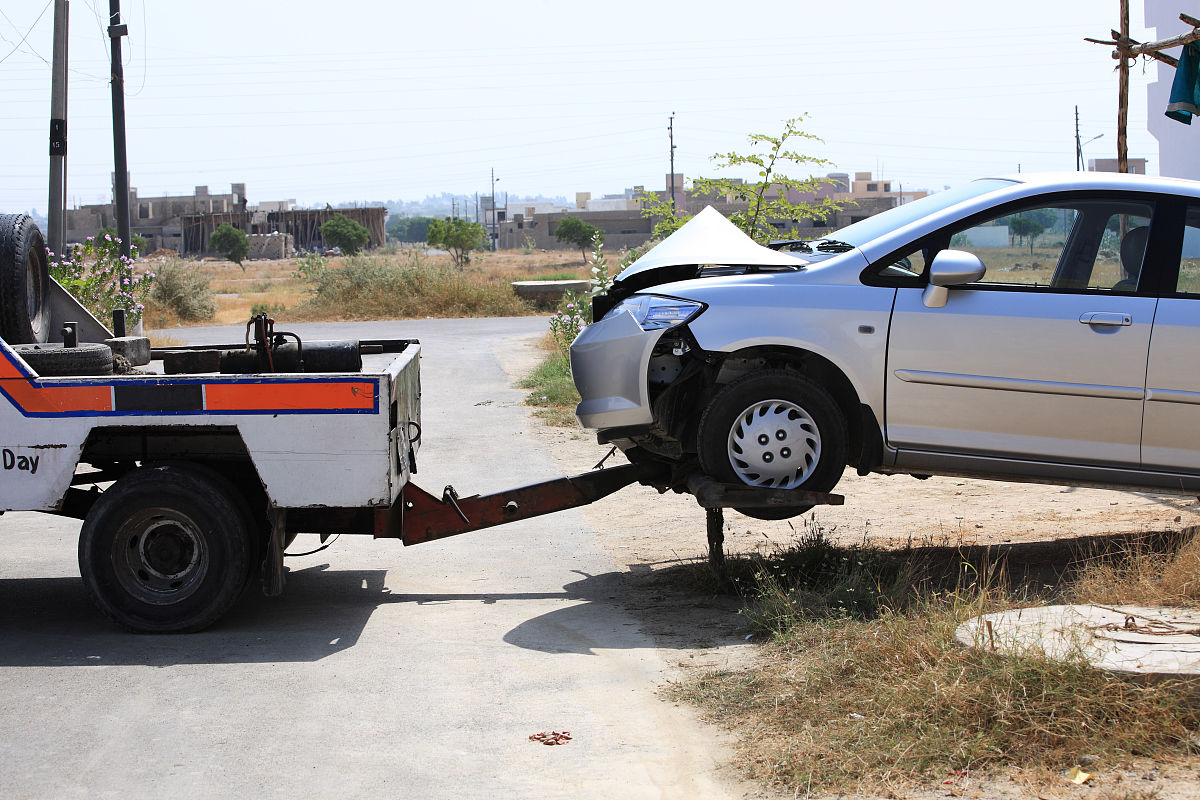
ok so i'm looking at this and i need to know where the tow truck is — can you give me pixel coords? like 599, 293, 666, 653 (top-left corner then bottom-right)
0, 214, 841, 632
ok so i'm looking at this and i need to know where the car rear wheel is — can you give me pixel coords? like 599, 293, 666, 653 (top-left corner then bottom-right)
697, 370, 846, 520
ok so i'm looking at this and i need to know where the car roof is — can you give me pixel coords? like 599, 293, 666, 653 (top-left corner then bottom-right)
988, 171, 1200, 198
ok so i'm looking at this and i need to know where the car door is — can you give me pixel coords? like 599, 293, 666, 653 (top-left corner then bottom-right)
885, 197, 1159, 468
1142, 202, 1200, 472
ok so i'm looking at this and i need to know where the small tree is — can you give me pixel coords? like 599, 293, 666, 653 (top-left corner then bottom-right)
1007, 215, 1045, 253
426, 217, 486, 269
209, 222, 249, 268
320, 214, 370, 255
639, 116, 842, 243
554, 216, 601, 263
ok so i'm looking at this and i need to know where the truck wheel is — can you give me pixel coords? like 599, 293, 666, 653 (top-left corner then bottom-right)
0, 214, 51, 344
78, 463, 253, 632
697, 370, 846, 520
13, 342, 114, 377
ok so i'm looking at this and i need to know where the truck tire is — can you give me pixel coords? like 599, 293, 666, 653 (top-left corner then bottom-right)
0, 214, 51, 344
697, 370, 846, 520
78, 463, 254, 633
12, 342, 114, 377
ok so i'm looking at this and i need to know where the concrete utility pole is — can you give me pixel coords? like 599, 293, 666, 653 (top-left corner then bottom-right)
108, 0, 132, 259
47, 0, 69, 256
668, 112, 676, 215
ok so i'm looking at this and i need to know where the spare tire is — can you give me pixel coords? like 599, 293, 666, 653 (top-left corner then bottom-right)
12, 342, 113, 377
0, 214, 51, 344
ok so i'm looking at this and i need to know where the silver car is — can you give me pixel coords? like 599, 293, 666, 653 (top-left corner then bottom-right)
570, 173, 1200, 519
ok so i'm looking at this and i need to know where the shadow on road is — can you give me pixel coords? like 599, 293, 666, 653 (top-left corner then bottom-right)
6, 528, 1182, 668
0, 562, 735, 666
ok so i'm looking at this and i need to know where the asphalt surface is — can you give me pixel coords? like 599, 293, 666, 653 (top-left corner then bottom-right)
0, 317, 737, 799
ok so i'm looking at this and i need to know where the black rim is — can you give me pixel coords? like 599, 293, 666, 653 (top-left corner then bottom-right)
111, 507, 209, 605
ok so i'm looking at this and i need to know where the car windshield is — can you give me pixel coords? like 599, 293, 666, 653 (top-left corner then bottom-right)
825, 178, 1016, 248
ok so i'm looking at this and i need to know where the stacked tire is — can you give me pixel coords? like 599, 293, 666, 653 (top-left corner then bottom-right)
0, 214, 51, 345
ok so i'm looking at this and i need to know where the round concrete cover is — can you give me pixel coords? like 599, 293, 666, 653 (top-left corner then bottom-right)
956, 605, 1200, 675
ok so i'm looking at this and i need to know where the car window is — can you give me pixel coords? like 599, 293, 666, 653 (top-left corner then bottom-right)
953, 201, 1152, 292
1177, 205, 1200, 295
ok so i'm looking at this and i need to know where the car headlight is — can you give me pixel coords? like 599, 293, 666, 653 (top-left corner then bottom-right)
601, 295, 705, 331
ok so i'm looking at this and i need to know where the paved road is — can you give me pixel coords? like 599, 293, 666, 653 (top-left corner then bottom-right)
0, 318, 738, 799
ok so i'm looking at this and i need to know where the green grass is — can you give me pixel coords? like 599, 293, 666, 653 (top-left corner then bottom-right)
666, 527, 1200, 795
528, 271, 584, 281
518, 351, 580, 426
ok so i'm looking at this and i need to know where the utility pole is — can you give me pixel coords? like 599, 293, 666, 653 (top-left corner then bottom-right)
1075, 105, 1083, 171
47, 0, 69, 256
490, 168, 498, 251
108, 0, 132, 259
668, 112, 676, 215
1118, 0, 1130, 173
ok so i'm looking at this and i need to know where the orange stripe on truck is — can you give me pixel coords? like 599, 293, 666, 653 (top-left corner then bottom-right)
204, 381, 377, 411
0, 358, 112, 413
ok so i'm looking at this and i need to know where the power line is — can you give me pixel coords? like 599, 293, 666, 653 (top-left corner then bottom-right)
0, 0, 53, 66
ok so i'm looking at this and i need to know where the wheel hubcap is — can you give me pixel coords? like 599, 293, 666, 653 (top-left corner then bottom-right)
727, 399, 820, 488
113, 510, 208, 604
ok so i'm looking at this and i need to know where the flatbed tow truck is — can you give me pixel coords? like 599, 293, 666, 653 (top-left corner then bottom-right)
0, 215, 840, 632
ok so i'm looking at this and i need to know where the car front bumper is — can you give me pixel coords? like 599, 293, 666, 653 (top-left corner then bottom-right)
570, 311, 666, 429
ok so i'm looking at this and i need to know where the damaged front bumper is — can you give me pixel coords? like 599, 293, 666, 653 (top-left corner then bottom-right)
570, 311, 666, 429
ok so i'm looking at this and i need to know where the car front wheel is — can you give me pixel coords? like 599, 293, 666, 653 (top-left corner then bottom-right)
697, 370, 846, 520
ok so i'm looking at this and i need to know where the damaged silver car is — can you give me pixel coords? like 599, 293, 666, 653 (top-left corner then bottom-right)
571, 173, 1200, 518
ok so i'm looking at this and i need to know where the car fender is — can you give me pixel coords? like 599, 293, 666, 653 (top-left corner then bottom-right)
681, 281, 896, 422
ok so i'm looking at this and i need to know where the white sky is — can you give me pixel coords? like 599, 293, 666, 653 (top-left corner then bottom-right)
0, 0, 1179, 213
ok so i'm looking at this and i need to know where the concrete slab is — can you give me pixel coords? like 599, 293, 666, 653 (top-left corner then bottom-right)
956, 604, 1200, 675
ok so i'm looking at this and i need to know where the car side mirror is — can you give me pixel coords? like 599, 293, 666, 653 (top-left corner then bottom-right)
922, 250, 986, 308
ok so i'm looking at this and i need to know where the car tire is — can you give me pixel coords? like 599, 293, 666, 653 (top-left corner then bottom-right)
12, 342, 114, 377
697, 370, 846, 520
78, 463, 254, 633
0, 214, 51, 344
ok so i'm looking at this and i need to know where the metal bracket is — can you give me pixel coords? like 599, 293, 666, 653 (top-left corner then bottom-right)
441, 485, 470, 525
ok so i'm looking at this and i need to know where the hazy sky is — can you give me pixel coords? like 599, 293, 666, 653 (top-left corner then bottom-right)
0, 1, 1177, 213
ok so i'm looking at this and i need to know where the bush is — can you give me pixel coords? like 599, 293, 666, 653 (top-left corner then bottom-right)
320, 214, 370, 255
292, 255, 530, 319
148, 259, 216, 322
209, 223, 249, 267
48, 233, 154, 326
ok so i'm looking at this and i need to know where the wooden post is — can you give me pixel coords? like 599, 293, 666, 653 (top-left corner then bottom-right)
1118, 0, 1130, 174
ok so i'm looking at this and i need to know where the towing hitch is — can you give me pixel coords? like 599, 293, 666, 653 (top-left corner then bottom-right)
382, 463, 844, 575
388, 462, 663, 545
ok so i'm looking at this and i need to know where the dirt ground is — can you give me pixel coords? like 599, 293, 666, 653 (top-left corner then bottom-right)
497, 334, 1200, 800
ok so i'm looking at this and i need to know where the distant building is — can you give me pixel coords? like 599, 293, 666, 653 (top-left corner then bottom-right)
483, 171, 925, 252
65, 181, 248, 254
1088, 157, 1148, 174
64, 181, 383, 257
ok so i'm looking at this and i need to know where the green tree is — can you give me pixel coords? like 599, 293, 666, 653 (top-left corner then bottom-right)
387, 215, 435, 243
1007, 215, 1045, 253
554, 216, 601, 263
209, 222, 249, 268
320, 213, 370, 255
426, 217, 486, 269
640, 117, 842, 243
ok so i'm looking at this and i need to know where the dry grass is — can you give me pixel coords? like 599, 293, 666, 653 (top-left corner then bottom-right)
139, 248, 585, 326
667, 527, 1200, 796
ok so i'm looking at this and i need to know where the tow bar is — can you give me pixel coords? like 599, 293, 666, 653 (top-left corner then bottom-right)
380, 464, 844, 571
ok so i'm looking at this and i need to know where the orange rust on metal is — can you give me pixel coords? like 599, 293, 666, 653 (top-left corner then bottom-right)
394, 463, 646, 546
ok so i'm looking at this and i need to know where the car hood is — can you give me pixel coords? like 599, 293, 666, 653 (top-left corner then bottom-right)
607, 206, 806, 299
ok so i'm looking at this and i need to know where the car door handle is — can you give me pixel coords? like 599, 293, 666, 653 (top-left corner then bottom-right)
1079, 311, 1132, 327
